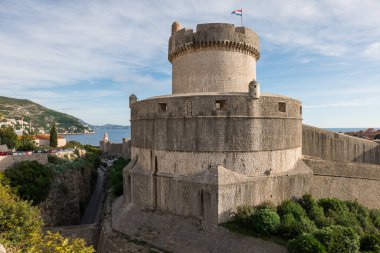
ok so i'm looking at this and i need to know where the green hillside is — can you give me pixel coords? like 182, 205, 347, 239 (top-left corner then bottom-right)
0, 96, 92, 134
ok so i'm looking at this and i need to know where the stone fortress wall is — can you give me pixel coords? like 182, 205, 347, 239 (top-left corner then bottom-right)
0, 153, 48, 172
100, 138, 131, 160
119, 21, 380, 226
131, 93, 302, 177
302, 125, 380, 209
169, 23, 260, 94
303, 124, 380, 164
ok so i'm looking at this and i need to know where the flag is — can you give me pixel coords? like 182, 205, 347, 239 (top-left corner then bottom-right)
231, 9, 242, 16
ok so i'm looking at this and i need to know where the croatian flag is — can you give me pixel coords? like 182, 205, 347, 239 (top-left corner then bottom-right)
231, 9, 242, 16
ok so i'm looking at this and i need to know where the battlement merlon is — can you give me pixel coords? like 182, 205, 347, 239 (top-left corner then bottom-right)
168, 23, 260, 63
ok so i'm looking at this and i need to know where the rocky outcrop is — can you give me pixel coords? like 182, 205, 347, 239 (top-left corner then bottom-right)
0, 244, 6, 253
39, 165, 97, 226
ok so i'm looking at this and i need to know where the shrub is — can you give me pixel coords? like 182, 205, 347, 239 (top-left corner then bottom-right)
370, 209, 380, 229
64, 141, 83, 149
360, 233, 380, 252
0, 183, 42, 249
313, 226, 361, 253
318, 198, 348, 217
288, 233, 326, 253
252, 208, 280, 235
298, 194, 332, 228
0, 182, 94, 252
256, 201, 276, 211
109, 158, 130, 196
277, 200, 307, 219
279, 213, 317, 239
298, 194, 317, 214
31, 231, 95, 253
236, 205, 255, 227
5, 161, 53, 204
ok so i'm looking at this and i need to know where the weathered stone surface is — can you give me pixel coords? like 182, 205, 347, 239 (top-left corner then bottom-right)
169, 23, 260, 93
110, 197, 287, 253
0, 244, 6, 253
46, 224, 100, 248
39, 165, 96, 226
304, 156, 380, 209
0, 153, 48, 172
303, 124, 380, 164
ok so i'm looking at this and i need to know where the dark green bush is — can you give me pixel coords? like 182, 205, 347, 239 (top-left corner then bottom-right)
256, 201, 276, 211
360, 233, 380, 252
299, 194, 332, 228
278, 200, 307, 219
318, 198, 348, 216
279, 213, 316, 238
109, 158, 130, 196
252, 208, 280, 235
327, 226, 360, 253
5, 161, 53, 204
64, 141, 83, 149
370, 210, 380, 229
236, 205, 255, 227
47, 155, 68, 164
288, 233, 326, 253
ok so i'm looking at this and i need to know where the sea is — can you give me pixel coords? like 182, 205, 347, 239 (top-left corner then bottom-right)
62, 126, 131, 146
62, 127, 377, 146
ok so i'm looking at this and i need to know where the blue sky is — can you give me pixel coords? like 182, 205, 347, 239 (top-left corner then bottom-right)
0, 0, 379, 127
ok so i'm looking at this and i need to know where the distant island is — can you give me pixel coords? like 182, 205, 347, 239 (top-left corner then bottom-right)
0, 96, 94, 135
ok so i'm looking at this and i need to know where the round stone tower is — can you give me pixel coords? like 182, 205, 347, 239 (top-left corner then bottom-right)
169, 23, 260, 93
124, 22, 309, 224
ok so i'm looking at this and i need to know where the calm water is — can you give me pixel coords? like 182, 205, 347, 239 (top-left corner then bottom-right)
63, 127, 378, 146
326, 128, 379, 133
63, 127, 131, 146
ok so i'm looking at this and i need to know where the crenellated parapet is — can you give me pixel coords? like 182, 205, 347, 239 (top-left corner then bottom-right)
168, 23, 260, 62
169, 23, 261, 94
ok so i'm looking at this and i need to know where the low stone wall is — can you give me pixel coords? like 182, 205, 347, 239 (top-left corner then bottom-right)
0, 154, 48, 172
304, 156, 380, 209
100, 139, 131, 160
302, 124, 380, 165
46, 224, 100, 248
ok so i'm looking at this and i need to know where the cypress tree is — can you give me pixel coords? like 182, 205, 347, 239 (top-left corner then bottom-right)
49, 124, 58, 148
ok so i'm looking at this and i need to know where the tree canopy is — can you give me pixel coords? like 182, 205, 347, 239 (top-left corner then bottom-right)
0, 125, 17, 149
50, 123, 58, 148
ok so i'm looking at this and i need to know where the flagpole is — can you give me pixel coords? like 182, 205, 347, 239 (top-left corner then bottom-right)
241, 8, 243, 26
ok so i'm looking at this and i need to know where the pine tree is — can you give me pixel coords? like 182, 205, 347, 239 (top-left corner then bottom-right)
49, 124, 58, 148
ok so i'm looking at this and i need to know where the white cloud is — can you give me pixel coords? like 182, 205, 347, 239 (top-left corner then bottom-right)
0, 0, 379, 125
364, 42, 380, 59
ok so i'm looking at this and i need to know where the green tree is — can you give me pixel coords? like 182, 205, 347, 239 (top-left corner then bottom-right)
0, 178, 94, 252
17, 135, 37, 151
50, 123, 58, 148
0, 125, 17, 149
5, 161, 53, 204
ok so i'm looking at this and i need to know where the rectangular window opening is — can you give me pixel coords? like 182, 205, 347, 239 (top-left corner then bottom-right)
215, 100, 226, 110
278, 102, 287, 113
158, 103, 167, 112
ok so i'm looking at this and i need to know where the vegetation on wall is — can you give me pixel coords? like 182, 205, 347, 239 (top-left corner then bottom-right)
5, 161, 53, 205
0, 173, 94, 252
225, 194, 380, 253
106, 157, 130, 196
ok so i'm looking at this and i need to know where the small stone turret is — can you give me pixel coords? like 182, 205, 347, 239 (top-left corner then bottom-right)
129, 94, 137, 108
249, 79, 260, 99
171, 21, 181, 35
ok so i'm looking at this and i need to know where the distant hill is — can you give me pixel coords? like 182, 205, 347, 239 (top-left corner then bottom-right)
0, 96, 93, 134
93, 124, 130, 129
